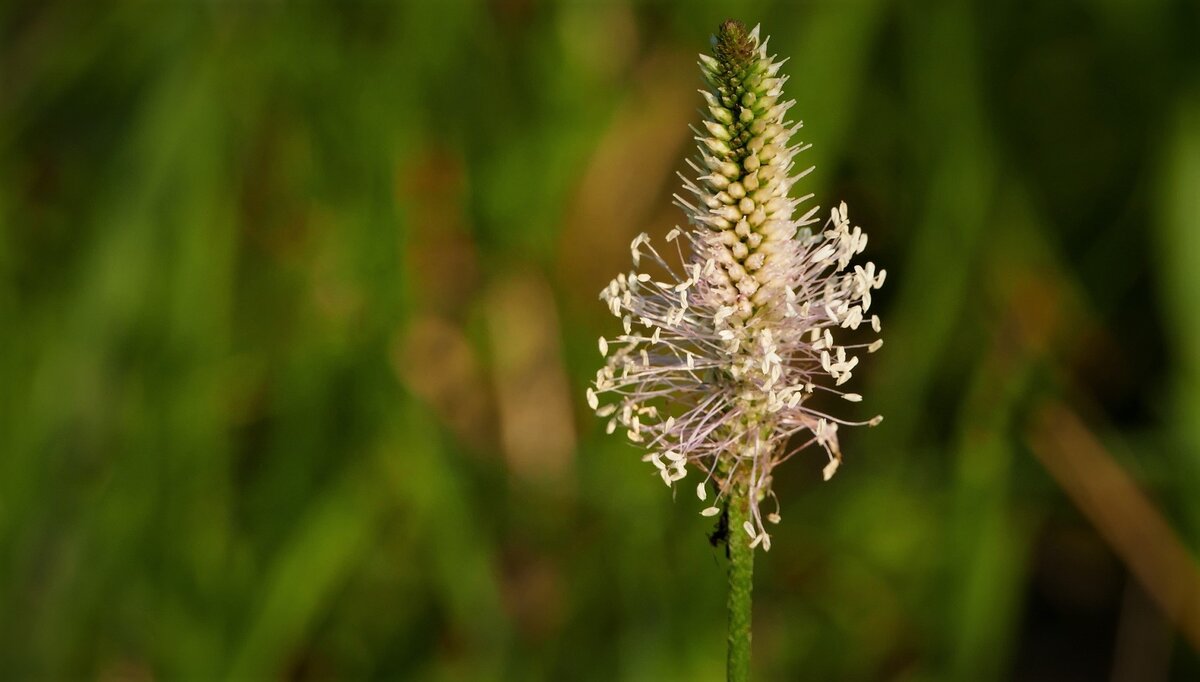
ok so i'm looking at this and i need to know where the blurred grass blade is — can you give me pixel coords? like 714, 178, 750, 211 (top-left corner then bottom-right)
1028, 403, 1200, 651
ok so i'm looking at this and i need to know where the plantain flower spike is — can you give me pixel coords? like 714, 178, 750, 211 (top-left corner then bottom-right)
588, 20, 885, 551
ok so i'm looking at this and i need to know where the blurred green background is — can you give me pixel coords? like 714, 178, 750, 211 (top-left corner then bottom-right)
2, 0, 1199, 679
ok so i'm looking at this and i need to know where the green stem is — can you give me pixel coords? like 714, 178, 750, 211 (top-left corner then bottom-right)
726, 479, 754, 681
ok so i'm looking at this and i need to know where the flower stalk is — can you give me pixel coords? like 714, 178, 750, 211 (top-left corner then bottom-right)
726, 478, 754, 681
588, 18, 885, 679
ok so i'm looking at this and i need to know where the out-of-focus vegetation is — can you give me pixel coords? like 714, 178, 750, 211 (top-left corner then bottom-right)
1, 1, 1198, 679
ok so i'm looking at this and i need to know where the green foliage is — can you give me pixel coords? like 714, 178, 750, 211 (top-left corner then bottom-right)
0, 1, 1196, 679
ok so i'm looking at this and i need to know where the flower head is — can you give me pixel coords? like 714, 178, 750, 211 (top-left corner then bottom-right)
589, 21, 885, 550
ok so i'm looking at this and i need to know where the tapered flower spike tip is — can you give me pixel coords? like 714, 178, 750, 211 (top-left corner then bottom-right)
713, 20, 755, 66
589, 20, 884, 551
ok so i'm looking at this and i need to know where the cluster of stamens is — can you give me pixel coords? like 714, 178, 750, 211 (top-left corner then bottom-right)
588, 21, 884, 550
